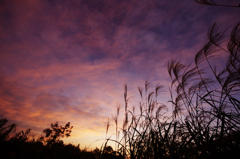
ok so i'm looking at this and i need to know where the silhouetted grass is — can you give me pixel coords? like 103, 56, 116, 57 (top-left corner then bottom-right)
103, 22, 240, 159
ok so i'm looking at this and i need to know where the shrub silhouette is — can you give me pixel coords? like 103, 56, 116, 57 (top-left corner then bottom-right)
38, 121, 73, 146
0, 119, 123, 159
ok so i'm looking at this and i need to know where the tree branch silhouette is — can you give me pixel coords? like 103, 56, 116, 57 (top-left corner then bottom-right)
195, 0, 240, 8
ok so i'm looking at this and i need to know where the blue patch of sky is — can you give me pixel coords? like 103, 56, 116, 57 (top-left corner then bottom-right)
87, 50, 107, 64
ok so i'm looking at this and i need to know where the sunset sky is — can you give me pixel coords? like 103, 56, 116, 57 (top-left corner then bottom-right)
0, 0, 240, 149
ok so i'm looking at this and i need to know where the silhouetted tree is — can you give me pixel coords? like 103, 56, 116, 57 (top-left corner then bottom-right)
39, 121, 73, 146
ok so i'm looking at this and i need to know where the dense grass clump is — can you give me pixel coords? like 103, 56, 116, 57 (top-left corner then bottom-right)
103, 22, 240, 159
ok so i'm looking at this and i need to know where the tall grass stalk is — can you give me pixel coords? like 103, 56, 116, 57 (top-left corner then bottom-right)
103, 22, 240, 159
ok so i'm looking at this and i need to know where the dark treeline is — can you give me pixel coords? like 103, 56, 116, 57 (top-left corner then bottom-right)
0, 118, 123, 159
103, 22, 240, 159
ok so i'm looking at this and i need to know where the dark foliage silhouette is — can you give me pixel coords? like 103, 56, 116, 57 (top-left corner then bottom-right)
0, 119, 122, 159
38, 121, 73, 146
0, 118, 17, 141
103, 22, 240, 159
